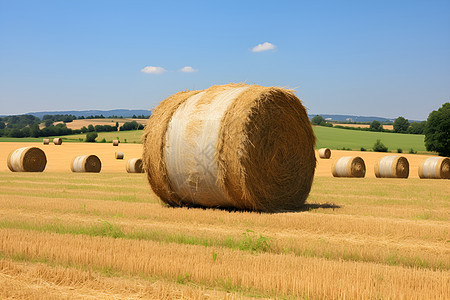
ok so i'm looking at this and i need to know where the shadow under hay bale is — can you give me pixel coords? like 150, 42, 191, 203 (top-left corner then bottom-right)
418, 157, 450, 179
375, 155, 409, 178
318, 148, 331, 159
142, 83, 316, 212
71, 155, 101, 173
332, 156, 366, 178
115, 152, 124, 159
53, 138, 62, 145
7, 147, 47, 172
126, 158, 144, 173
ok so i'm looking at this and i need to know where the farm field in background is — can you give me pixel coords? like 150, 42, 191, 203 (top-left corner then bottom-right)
333, 123, 394, 130
1, 124, 428, 153
314, 126, 426, 152
0, 170, 448, 298
50, 118, 148, 130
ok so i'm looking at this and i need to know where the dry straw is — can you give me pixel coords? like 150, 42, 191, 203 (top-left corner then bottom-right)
332, 156, 366, 178
43, 139, 50, 145
126, 158, 144, 173
7, 147, 47, 172
418, 157, 450, 179
374, 155, 409, 178
115, 152, 124, 160
113, 140, 120, 146
142, 83, 316, 212
70, 155, 101, 173
53, 138, 62, 145
318, 148, 331, 159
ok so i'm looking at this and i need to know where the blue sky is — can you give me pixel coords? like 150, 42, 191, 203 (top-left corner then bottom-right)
0, 0, 449, 120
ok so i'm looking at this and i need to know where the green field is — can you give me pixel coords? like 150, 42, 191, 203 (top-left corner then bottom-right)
0, 126, 427, 153
0, 130, 144, 143
314, 126, 426, 152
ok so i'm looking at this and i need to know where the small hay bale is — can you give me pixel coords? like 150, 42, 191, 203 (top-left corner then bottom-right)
142, 83, 316, 212
70, 155, 101, 173
7, 147, 47, 172
318, 148, 331, 159
332, 156, 366, 178
113, 140, 120, 146
43, 139, 50, 145
126, 158, 144, 173
53, 138, 62, 145
418, 157, 450, 179
115, 152, 124, 159
374, 155, 409, 178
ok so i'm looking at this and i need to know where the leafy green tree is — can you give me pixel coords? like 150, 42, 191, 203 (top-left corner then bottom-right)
44, 119, 53, 127
85, 132, 98, 142
311, 115, 325, 125
87, 124, 95, 132
81, 126, 88, 133
408, 121, 426, 135
424, 102, 450, 157
0, 121, 5, 130
373, 139, 388, 152
30, 123, 41, 138
370, 120, 382, 131
393, 117, 410, 133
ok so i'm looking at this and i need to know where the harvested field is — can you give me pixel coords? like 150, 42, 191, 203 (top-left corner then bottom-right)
0, 142, 448, 298
48, 118, 148, 130
334, 123, 394, 130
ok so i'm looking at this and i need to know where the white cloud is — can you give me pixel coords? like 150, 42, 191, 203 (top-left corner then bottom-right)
180, 66, 198, 73
141, 66, 167, 74
252, 42, 276, 52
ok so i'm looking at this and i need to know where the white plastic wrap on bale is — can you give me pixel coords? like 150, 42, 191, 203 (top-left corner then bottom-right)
419, 157, 450, 179
72, 155, 88, 172
8, 147, 29, 172
165, 86, 249, 207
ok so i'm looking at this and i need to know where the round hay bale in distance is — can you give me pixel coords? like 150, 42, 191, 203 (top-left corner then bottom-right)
115, 152, 124, 159
374, 155, 409, 178
113, 140, 120, 146
418, 157, 450, 179
318, 148, 331, 159
53, 138, 62, 145
43, 139, 50, 145
126, 158, 144, 173
7, 147, 47, 172
332, 156, 366, 178
142, 83, 316, 212
70, 155, 101, 173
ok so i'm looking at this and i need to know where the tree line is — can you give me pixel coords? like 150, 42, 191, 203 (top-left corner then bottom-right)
311, 115, 426, 134
0, 114, 146, 138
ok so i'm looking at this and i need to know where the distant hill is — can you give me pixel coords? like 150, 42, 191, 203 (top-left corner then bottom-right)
7, 109, 152, 119
308, 114, 423, 123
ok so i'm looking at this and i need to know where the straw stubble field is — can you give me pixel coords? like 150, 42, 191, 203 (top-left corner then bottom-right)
0, 142, 449, 299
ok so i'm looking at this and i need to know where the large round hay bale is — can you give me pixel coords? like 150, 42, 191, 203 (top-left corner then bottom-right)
70, 155, 101, 173
126, 158, 144, 173
142, 83, 316, 212
115, 152, 124, 159
7, 147, 47, 172
331, 156, 366, 178
374, 155, 409, 178
113, 140, 120, 146
43, 138, 50, 145
418, 157, 450, 179
318, 148, 331, 159
53, 138, 62, 145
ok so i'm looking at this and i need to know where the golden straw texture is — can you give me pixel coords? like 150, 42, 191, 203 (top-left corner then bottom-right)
142, 83, 316, 212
